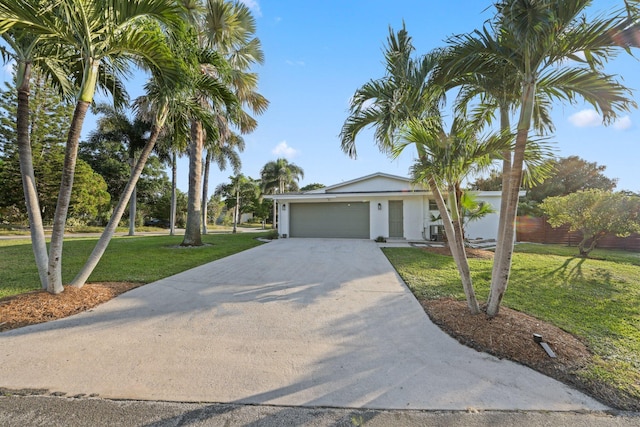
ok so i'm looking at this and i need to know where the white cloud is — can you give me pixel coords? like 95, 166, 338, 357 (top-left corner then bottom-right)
285, 59, 305, 67
238, 0, 261, 17
272, 141, 299, 158
613, 115, 632, 131
568, 109, 602, 128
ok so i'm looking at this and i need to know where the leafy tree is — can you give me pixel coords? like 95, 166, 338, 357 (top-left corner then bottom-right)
214, 174, 258, 233
469, 170, 503, 191
541, 190, 640, 256
521, 156, 617, 214
300, 183, 325, 191
0, 145, 110, 223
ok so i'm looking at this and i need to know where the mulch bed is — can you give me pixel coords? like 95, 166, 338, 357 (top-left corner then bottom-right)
0, 282, 142, 332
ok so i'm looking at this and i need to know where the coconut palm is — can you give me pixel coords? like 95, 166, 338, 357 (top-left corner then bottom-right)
446, 0, 636, 316
0, 0, 183, 293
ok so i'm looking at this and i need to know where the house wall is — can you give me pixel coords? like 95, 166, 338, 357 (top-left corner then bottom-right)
465, 194, 502, 240
276, 192, 503, 241
369, 197, 388, 239
329, 176, 414, 192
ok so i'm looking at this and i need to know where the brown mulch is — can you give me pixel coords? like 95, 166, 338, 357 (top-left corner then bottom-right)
0, 282, 142, 332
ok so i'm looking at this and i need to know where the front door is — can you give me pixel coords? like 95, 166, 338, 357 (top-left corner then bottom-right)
388, 200, 404, 238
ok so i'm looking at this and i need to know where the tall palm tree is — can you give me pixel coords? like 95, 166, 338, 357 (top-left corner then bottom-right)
214, 173, 257, 233
201, 131, 243, 234
339, 25, 488, 313
260, 158, 304, 229
447, 0, 636, 316
0, 0, 183, 293
181, 0, 267, 245
0, 31, 59, 289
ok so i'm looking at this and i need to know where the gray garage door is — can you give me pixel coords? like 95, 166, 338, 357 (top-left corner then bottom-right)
289, 202, 370, 238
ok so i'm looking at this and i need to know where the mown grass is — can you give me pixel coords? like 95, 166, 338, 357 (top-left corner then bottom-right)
383, 243, 640, 409
0, 232, 268, 299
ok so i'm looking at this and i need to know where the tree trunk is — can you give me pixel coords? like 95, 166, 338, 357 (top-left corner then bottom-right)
487, 105, 512, 310
429, 177, 480, 314
47, 100, 90, 294
487, 81, 536, 317
181, 121, 203, 246
233, 189, 239, 233
272, 198, 276, 230
128, 156, 136, 236
71, 125, 162, 287
170, 152, 177, 236
201, 150, 211, 235
16, 61, 48, 289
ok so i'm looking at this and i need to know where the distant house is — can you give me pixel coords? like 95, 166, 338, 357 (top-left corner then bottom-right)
265, 172, 504, 241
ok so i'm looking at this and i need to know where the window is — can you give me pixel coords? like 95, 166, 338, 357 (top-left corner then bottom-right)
428, 199, 438, 211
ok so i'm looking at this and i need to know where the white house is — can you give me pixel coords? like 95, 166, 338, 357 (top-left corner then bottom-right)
266, 172, 505, 241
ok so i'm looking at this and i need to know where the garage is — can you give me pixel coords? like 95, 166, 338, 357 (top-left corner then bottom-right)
289, 202, 370, 238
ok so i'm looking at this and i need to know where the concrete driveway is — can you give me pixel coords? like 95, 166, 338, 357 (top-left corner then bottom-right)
0, 239, 606, 410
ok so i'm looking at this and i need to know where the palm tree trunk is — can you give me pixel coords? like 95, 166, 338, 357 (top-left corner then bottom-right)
47, 100, 90, 294
16, 62, 48, 289
487, 105, 512, 310
487, 81, 536, 317
272, 198, 276, 230
71, 125, 162, 288
181, 121, 203, 246
233, 189, 239, 233
128, 156, 136, 236
201, 150, 211, 235
429, 177, 480, 314
170, 152, 177, 236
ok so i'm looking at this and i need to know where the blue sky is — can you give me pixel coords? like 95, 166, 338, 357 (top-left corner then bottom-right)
2, 0, 638, 194
235, 0, 640, 193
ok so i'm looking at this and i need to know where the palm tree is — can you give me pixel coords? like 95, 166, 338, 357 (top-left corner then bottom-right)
0, 31, 58, 289
181, 0, 268, 245
260, 158, 304, 229
339, 25, 487, 313
446, 0, 636, 316
0, 0, 183, 293
89, 103, 151, 236
214, 173, 258, 233
201, 132, 243, 234
400, 114, 514, 314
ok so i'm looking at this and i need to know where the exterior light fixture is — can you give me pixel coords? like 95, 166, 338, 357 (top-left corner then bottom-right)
378, 203, 382, 210
282, 203, 286, 211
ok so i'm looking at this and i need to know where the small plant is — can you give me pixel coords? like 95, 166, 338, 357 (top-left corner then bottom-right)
266, 229, 279, 240
374, 236, 386, 243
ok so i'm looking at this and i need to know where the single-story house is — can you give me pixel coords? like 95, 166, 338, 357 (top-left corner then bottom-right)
266, 172, 506, 241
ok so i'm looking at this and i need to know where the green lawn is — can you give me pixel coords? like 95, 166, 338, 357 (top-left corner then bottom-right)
0, 232, 268, 299
383, 243, 640, 409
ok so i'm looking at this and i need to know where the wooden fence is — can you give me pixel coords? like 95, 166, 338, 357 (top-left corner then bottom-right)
516, 216, 640, 252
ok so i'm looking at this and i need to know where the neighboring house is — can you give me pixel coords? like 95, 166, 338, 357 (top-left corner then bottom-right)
265, 172, 504, 241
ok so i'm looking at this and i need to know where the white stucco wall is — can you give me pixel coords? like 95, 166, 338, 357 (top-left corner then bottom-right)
464, 193, 502, 240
